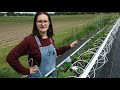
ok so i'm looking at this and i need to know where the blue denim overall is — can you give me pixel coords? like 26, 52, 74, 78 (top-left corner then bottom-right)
28, 35, 57, 78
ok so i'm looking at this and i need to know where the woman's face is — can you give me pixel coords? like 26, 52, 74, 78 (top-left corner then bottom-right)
36, 14, 50, 33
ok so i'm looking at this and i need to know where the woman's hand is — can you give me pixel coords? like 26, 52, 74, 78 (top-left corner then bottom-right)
70, 40, 78, 48
29, 65, 39, 74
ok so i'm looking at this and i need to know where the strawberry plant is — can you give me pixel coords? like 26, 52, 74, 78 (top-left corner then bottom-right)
45, 16, 118, 78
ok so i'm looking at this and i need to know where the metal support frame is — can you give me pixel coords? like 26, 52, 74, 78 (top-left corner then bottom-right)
45, 18, 120, 78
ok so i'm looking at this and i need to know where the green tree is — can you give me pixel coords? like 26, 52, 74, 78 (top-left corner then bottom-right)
7, 12, 15, 16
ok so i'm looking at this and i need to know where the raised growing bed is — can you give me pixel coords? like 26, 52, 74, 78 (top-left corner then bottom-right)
45, 18, 120, 78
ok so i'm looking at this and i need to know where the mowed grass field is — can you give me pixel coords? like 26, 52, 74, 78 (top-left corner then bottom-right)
0, 13, 117, 78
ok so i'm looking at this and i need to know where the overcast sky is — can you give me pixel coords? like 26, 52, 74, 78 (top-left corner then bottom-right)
1, 12, 55, 14
15, 12, 36, 14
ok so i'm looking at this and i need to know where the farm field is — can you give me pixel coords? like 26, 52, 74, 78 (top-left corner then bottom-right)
0, 13, 118, 78
0, 15, 95, 47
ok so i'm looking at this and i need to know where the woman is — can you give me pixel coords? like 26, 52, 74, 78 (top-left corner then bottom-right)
6, 12, 78, 78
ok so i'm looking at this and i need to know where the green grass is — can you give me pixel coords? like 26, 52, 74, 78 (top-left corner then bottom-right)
0, 13, 119, 78
0, 45, 29, 78
0, 16, 34, 22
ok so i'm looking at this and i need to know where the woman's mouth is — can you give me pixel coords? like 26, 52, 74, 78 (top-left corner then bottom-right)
40, 27, 46, 29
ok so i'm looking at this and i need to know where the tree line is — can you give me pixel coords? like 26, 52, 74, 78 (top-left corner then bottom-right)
0, 12, 35, 16
0, 12, 114, 16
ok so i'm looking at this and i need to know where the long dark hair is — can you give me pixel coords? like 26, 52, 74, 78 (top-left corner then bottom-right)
32, 12, 54, 38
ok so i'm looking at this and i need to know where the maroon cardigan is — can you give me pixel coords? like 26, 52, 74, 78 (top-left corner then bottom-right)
6, 34, 71, 75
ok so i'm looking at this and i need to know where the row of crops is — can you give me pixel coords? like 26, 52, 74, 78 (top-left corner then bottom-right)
44, 17, 120, 78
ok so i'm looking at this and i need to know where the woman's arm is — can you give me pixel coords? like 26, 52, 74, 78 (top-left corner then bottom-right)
51, 38, 78, 56
6, 37, 30, 75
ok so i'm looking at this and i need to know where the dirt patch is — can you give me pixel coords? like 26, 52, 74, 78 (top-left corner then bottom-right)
0, 22, 32, 46
0, 19, 92, 48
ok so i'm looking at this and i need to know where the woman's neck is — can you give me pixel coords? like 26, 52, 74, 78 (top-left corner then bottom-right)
39, 32, 48, 39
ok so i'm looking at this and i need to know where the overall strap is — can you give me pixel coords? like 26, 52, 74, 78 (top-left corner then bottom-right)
34, 35, 41, 47
50, 38, 53, 43
50, 38, 55, 46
